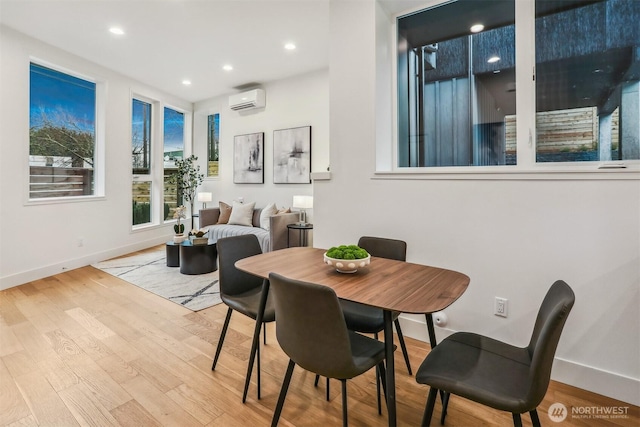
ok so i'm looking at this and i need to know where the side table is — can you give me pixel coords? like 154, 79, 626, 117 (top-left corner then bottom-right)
165, 241, 182, 267
287, 223, 313, 247
179, 240, 218, 275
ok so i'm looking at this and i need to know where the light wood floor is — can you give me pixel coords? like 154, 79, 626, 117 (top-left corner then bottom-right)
1, 265, 638, 426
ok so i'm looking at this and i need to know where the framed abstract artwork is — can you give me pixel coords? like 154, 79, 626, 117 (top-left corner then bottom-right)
233, 132, 264, 184
273, 126, 311, 184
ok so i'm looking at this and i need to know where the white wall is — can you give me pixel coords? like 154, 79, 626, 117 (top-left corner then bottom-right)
192, 69, 329, 220
318, 0, 640, 405
0, 26, 192, 289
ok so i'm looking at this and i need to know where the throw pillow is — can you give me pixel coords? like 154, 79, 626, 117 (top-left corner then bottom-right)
217, 201, 233, 224
259, 202, 279, 230
228, 201, 256, 227
277, 207, 291, 214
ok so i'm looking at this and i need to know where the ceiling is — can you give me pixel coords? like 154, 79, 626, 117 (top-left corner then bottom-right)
0, 0, 331, 103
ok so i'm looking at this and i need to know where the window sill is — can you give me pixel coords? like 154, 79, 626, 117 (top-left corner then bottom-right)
25, 195, 106, 206
373, 164, 640, 181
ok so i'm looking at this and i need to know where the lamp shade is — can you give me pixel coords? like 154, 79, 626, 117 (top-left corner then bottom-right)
197, 192, 212, 203
292, 195, 313, 209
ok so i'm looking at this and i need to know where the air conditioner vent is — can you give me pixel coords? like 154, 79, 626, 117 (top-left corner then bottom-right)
229, 89, 265, 111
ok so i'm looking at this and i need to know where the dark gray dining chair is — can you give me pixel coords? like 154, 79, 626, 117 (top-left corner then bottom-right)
340, 236, 412, 374
211, 235, 275, 403
268, 272, 388, 427
322, 236, 409, 414
416, 280, 575, 427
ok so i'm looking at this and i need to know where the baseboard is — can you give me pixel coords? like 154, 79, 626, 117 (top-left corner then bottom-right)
397, 315, 640, 407
552, 358, 640, 406
0, 236, 168, 291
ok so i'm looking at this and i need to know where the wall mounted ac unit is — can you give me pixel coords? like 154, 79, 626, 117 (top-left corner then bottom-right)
229, 89, 265, 111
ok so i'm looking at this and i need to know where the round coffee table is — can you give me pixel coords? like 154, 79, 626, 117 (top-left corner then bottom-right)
179, 240, 217, 275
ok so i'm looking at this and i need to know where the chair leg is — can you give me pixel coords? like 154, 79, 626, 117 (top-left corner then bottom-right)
378, 361, 388, 408
440, 392, 449, 425
512, 413, 523, 427
271, 359, 295, 427
376, 366, 381, 415
421, 387, 438, 427
326, 377, 330, 401
263, 323, 267, 345
242, 321, 263, 403
313, 375, 331, 401
212, 308, 233, 370
394, 319, 413, 375
243, 280, 269, 404
529, 409, 541, 427
341, 379, 348, 427
257, 336, 261, 400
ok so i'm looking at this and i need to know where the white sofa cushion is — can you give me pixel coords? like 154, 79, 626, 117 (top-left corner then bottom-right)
228, 201, 256, 226
259, 202, 278, 230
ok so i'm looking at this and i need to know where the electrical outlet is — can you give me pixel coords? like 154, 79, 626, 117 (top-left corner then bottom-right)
495, 297, 508, 317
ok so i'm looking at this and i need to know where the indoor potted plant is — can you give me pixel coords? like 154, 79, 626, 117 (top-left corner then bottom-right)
173, 205, 187, 243
169, 155, 204, 228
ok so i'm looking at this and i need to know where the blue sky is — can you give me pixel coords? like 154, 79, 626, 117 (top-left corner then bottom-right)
30, 63, 96, 132
31, 63, 184, 155
163, 107, 184, 154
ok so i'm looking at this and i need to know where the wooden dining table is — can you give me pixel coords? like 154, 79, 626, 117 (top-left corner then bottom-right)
235, 247, 470, 426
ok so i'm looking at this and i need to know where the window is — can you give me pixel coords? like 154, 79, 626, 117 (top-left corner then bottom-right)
163, 107, 185, 220
535, 0, 639, 163
132, 99, 189, 228
396, 0, 639, 169
132, 98, 153, 226
29, 63, 97, 198
132, 99, 152, 174
207, 113, 220, 177
397, 0, 516, 167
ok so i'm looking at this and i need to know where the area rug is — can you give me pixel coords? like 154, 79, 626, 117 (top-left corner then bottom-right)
92, 246, 221, 311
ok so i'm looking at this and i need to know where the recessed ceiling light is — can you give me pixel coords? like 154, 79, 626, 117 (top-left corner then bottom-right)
182, 80, 192, 86
487, 56, 500, 63
284, 42, 296, 50
223, 64, 233, 71
109, 27, 125, 35
470, 24, 484, 33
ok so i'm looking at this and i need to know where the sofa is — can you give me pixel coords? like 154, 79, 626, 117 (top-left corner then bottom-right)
199, 206, 298, 252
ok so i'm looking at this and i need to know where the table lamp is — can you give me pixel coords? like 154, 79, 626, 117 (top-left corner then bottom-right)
197, 192, 212, 209
292, 195, 313, 225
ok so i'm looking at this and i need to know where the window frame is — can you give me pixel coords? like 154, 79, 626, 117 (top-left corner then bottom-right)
385, 0, 640, 178
131, 93, 161, 230
162, 104, 190, 223
26, 58, 106, 204
131, 93, 192, 231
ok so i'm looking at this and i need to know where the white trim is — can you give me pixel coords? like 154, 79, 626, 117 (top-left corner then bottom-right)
552, 358, 640, 407
0, 235, 169, 291
373, 166, 640, 181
